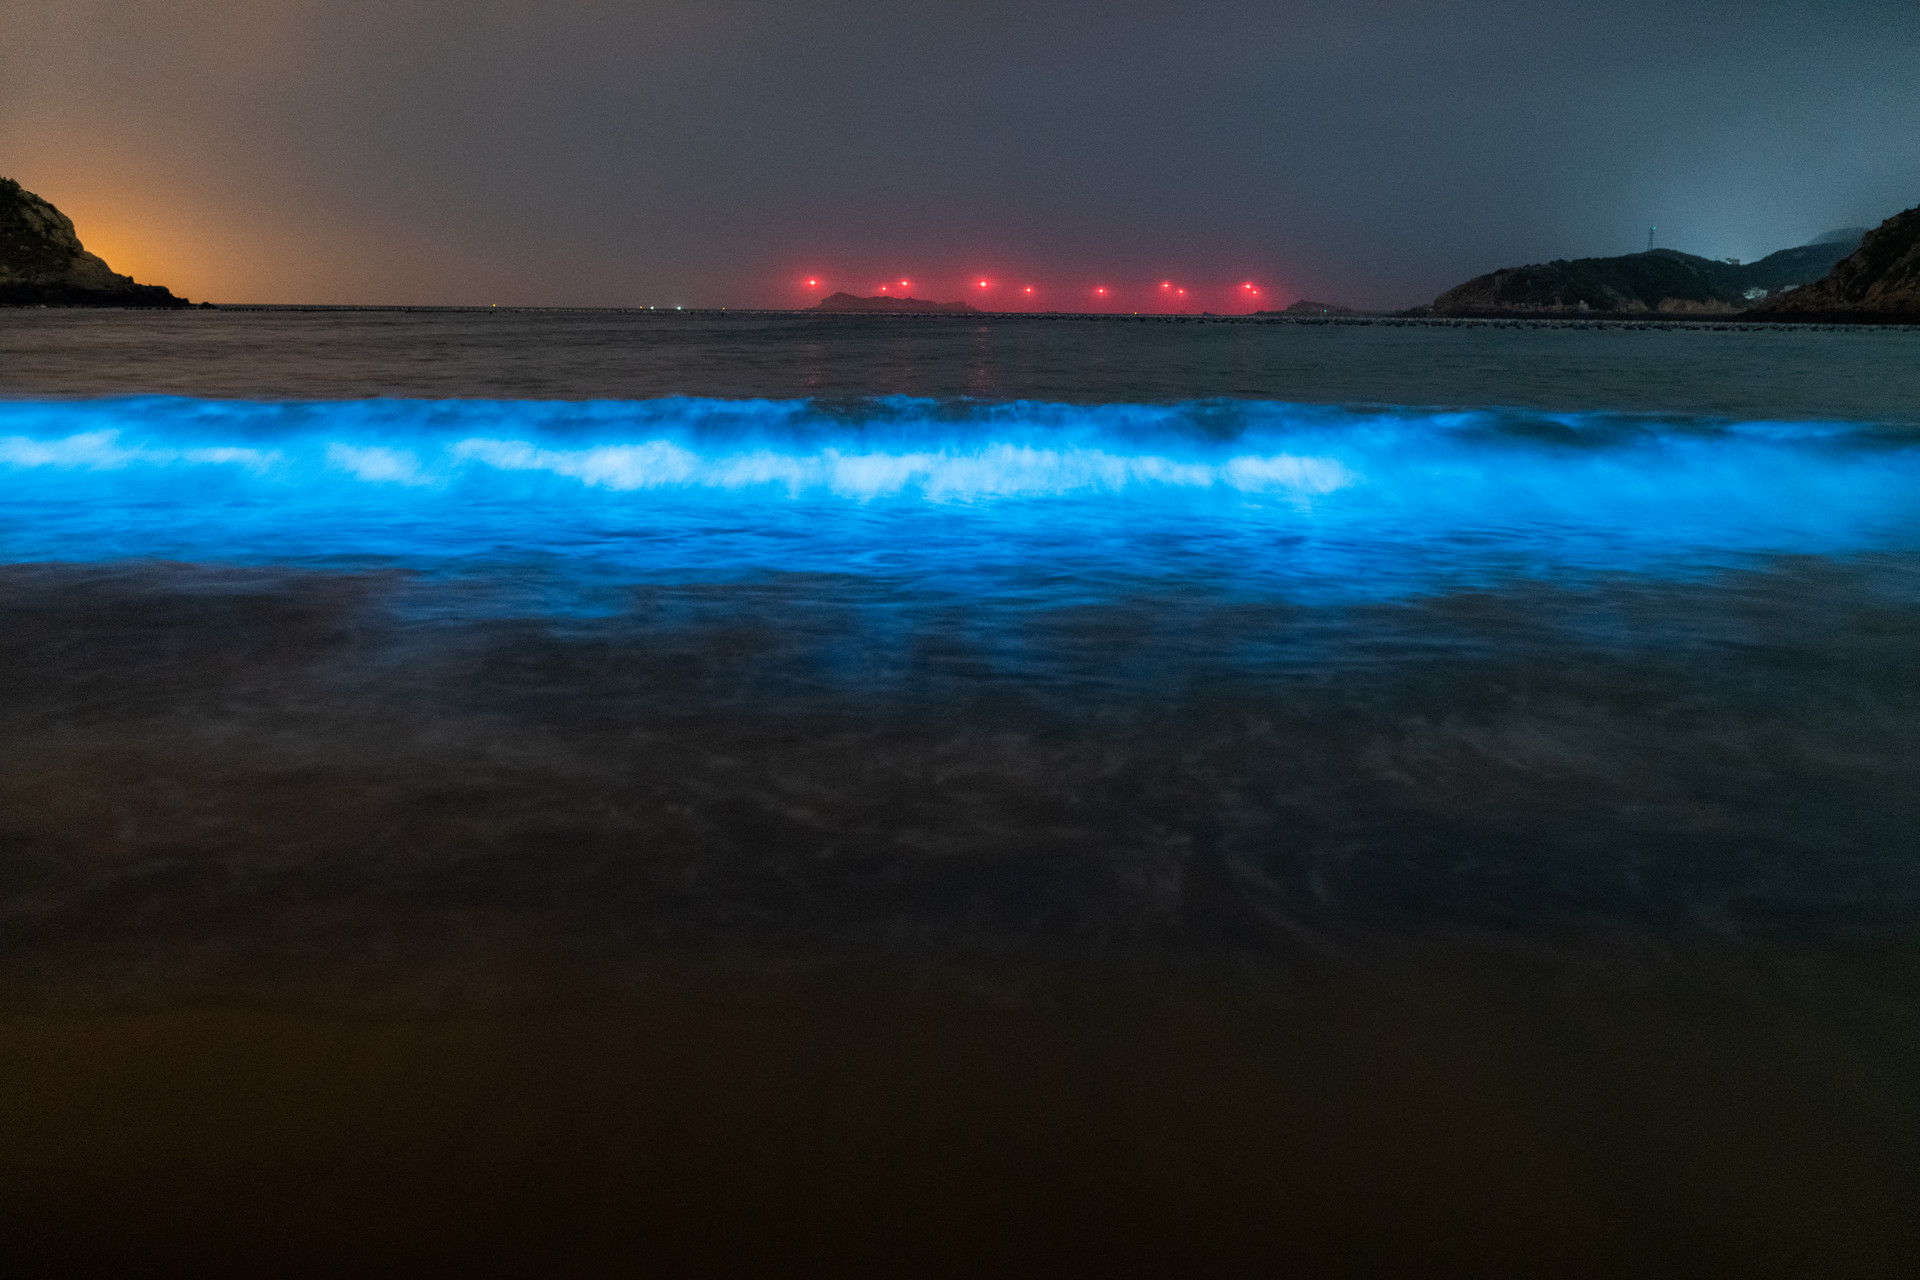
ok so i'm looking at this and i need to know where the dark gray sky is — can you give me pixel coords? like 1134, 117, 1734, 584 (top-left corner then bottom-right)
4, 0, 1916, 308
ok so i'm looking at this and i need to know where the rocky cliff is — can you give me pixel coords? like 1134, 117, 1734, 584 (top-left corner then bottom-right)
1430, 235, 1860, 318
810, 292, 979, 314
1747, 204, 1920, 322
0, 177, 188, 307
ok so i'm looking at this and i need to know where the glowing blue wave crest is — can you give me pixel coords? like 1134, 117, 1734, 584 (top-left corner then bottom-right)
3, 396, 1917, 603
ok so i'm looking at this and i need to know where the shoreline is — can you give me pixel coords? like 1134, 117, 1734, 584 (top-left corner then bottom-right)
5, 302, 1917, 330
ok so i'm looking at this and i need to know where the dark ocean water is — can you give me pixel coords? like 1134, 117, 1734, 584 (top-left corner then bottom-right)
2, 309, 1918, 1276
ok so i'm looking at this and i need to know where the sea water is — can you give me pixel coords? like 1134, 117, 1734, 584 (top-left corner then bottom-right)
3, 310, 1918, 936
2, 309, 1917, 1273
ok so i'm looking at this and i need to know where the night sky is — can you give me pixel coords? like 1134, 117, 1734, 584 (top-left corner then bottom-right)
4, 0, 1916, 309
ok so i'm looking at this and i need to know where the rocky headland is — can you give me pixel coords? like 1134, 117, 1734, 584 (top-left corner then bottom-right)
0, 177, 189, 307
810, 292, 979, 314
1747, 203, 1920, 323
1429, 234, 1861, 318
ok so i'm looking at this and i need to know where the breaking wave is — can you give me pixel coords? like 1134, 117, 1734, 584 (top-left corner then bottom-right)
3, 395, 1918, 603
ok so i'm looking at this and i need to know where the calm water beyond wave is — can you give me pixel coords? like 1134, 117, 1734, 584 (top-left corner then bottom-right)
2, 309, 1917, 1275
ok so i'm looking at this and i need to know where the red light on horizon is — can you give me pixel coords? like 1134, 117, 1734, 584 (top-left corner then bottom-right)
795, 275, 1269, 306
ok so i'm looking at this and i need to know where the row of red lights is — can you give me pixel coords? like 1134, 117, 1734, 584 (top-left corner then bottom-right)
802, 277, 1263, 300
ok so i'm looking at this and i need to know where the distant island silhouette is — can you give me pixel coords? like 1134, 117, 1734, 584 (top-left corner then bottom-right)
0, 177, 190, 307
1427, 232, 1864, 318
810, 292, 979, 314
1254, 299, 1363, 317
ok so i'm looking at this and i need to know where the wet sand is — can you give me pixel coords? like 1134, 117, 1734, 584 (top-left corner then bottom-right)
4, 941, 1918, 1278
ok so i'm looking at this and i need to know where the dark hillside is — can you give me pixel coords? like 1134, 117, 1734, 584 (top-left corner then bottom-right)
0, 177, 188, 307
1750, 204, 1920, 322
1730, 234, 1865, 295
1431, 233, 1863, 318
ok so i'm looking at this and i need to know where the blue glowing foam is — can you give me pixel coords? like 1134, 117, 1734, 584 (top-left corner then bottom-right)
3, 396, 1917, 606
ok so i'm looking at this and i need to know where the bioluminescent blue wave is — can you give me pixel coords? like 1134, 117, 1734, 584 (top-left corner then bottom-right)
4, 396, 1918, 605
